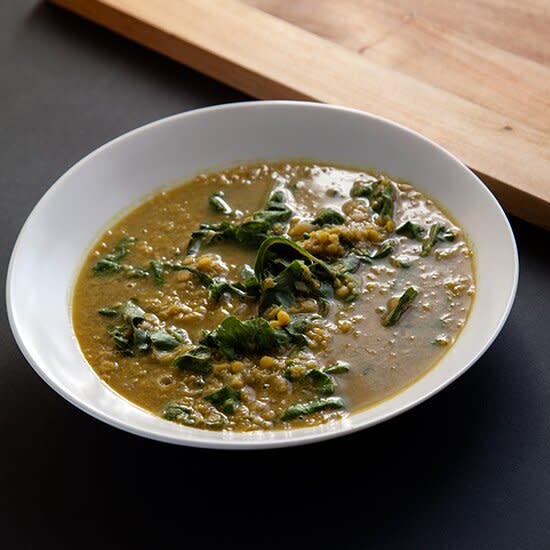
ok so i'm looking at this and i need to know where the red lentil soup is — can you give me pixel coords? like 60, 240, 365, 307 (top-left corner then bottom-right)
73, 162, 475, 431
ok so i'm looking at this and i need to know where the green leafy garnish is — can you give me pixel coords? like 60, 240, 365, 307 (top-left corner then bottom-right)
204, 386, 241, 414
201, 316, 286, 360
172, 346, 213, 374
149, 329, 181, 351
305, 369, 335, 395
396, 221, 426, 240
420, 223, 456, 256
281, 396, 346, 422
107, 325, 133, 355
98, 307, 119, 317
382, 287, 418, 327
350, 178, 394, 220
150, 260, 164, 286
324, 361, 350, 374
92, 236, 136, 276
163, 403, 226, 430
164, 403, 200, 425
313, 208, 345, 226
165, 263, 251, 302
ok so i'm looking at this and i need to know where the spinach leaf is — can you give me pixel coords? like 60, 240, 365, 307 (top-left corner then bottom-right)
107, 325, 134, 355
92, 258, 123, 276
349, 179, 394, 220
374, 182, 394, 220
331, 254, 362, 274
382, 287, 418, 327
283, 313, 320, 347
281, 396, 346, 422
305, 369, 335, 395
149, 329, 181, 351
120, 300, 146, 327
255, 237, 337, 315
172, 346, 213, 374
92, 236, 136, 276
396, 221, 426, 240
420, 223, 456, 257
254, 236, 335, 283
208, 191, 233, 215
235, 220, 271, 247
240, 264, 260, 297
150, 260, 164, 286
98, 307, 119, 317
127, 267, 150, 279
324, 360, 350, 374
200, 316, 286, 360
204, 385, 241, 414
165, 263, 251, 302
186, 221, 236, 255
313, 208, 345, 226
164, 403, 201, 425
350, 179, 379, 199
370, 239, 395, 259
251, 190, 293, 225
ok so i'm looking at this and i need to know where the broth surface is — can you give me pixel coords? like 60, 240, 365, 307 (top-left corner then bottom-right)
73, 162, 475, 431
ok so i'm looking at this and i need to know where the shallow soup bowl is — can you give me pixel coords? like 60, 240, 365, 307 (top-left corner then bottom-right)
7, 101, 518, 449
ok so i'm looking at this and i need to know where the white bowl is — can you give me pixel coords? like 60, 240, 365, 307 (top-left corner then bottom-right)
6, 101, 518, 449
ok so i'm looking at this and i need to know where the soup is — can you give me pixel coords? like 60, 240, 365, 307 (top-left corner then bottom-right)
73, 162, 475, 431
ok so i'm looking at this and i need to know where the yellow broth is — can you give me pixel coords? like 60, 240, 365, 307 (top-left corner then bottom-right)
73, 162, 475, 431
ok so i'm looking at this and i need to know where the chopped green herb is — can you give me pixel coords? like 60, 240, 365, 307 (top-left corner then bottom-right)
305, 369, 335, 395
281, 396, 346, 422
396, 221, 426, 240
201, 316, 286, 360
150, 260, 164, 286
107, 325, 133, 355
149, 329, 181, 351
204, 385, 241, 414
98, 307, 119, 317
382, 287, 418, 327
172, 346, 213, 374
421, 223, 456, 256
313, 208, 345, 226
92, 236, 136, 276
324, 361, 350, 375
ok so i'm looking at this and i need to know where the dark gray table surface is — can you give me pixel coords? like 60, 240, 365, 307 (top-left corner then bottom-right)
2, 2, 549, 548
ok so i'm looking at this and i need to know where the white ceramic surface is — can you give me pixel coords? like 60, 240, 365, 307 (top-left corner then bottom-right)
6, 101, 518, 449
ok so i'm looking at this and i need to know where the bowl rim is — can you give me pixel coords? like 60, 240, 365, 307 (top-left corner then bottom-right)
6, 100, 519, 449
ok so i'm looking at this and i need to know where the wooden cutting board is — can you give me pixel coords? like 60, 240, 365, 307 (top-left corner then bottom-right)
49, 0, 550, 229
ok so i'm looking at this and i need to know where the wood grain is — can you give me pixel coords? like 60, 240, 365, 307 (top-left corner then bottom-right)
49, 0, 550, 229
